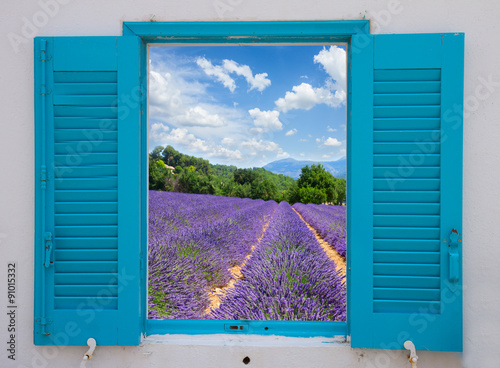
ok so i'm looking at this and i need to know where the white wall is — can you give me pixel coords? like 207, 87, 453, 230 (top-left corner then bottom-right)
1, 0, 499, 367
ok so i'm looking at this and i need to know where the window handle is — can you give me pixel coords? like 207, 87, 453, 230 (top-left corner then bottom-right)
448, 229, 461, 286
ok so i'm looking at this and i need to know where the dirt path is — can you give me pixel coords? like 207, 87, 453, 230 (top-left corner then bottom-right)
292, 208, 346, 279
204, 218, 272, 315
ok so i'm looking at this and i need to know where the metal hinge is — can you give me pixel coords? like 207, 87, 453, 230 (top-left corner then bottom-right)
43, 232, 53, 268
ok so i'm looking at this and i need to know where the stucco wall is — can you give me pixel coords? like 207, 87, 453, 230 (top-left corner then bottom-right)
1, 0, 499, 367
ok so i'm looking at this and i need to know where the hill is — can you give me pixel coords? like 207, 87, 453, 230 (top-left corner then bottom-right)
263, 157, 346, 179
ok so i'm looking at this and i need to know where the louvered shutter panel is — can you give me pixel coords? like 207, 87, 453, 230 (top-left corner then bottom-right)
350, 33, 464, 351
34, 37, 143, 345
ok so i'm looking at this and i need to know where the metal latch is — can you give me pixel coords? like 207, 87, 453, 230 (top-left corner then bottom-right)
448, 229, 460, 286
44, 232, 53, 268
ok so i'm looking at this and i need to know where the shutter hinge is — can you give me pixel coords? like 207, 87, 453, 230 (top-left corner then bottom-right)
35, 317, 51, 336
40, 165, 47, 189
43, 232, 53, 268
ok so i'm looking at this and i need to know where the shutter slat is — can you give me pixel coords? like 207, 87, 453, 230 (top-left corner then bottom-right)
54, 106, 118, 118
374, 106, 440, 118
373, 251, 440, 264
55, 249, 118, 261
374, 275, 440, 288
374, 93, 440, 106
373, 167, 440, 179
54, 189, 118, 202
53, 71, 117, 83
373, 227, 440, 239
54, 273, 118, 285
54, 153, 118, 165
373, 142, 440, 154
54, 225, 118, 237
374, 288, 440, 301
54, 297, 118, 310
373, 263, 440, 277
54, 214, 118, 226
54, 118, 118, 130
55, 237, 117, 249
373, 130, 440, 142
373, 154, 440, 166
374, 69, 441, 81
54, 83, 118, 95
373, 191, 440, 203
54, 130, 117, 141
54, 95, 118, 106
374, 118, 440, 130
55, 202, 118, 214
374, 81, 441, 94
373, 300, 440, 314
55, 285, 118, 297
55, 261, 118, 273
374, 239, 440, 252
373, 203, 440, 215
373, 215, 440, 227
54, 177, 117, 190
373, 178, 440, 191
53, 166, 118, 178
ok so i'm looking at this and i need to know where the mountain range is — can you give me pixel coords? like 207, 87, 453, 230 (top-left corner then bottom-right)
263, 157, 346, 180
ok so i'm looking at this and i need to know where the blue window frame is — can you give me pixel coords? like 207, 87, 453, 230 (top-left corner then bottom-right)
34, 21, 464, 352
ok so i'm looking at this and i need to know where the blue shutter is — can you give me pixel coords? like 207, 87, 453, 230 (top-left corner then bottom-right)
350, 33, 464, 351
34, 36, 144, 345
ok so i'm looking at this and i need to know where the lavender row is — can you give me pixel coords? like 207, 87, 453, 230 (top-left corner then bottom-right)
211, 201, 346, 321
148, 191, 277, 319
293, 203, 347, 258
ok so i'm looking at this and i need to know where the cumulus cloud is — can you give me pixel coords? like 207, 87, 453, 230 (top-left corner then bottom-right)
274, 46, 346, 113
241, 138, 288, 159
248, 108, 283, 132
196, 57, 236, 92
324, 137, 342, 147
313, 45, 347, 95
158, 127, 243, 160
322, 154, 331, 159
223, 60, 271, 92
327, 125, 337, 132
285, 128, 298, 136
275, 83, 344, 113
196, 57, 271, 92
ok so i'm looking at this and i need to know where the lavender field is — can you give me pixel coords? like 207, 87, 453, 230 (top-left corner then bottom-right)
148, 190, 346, 321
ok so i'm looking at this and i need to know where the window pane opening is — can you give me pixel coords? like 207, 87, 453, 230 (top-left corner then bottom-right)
147, 45, 347, 322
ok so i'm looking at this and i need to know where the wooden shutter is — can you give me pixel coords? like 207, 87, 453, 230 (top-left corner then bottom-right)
34, 36, 143, 345
350, 33, 464, 351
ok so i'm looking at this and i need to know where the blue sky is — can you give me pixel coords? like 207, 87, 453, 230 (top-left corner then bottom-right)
149, 45, 346, 168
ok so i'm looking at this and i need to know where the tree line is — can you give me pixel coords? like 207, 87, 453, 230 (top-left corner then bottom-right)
149, 145, 346, 205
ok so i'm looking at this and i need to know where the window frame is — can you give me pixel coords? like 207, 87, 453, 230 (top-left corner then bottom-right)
123, 20, 370, 339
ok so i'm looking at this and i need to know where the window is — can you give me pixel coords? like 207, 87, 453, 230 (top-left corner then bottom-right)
34, 22, 464, 351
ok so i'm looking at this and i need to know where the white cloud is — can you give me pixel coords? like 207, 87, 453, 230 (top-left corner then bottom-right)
241, 138, 280, 152
275, 83, 344, 113
322, 154, 331, 159
313, 45, 347, 95
248, 108, 283, 132
159, 128, 243, 160
277, 151, 290, 159
196, 57, 236, 92
300, 153, 305, 157
338, 148, 346, 155
221, 137, 235, 146
285, 128, 298, 136
196, 57, 271, 92
315, 138, 321, 143
299, 138, 308, 142
327, 125, 337, 132
223, 59, 271, 92
274, 46, 346, 113
175, 106, 225, 127
324, 137, 342, 147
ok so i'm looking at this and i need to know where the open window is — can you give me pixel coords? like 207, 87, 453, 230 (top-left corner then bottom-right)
34, 22, 464, 351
